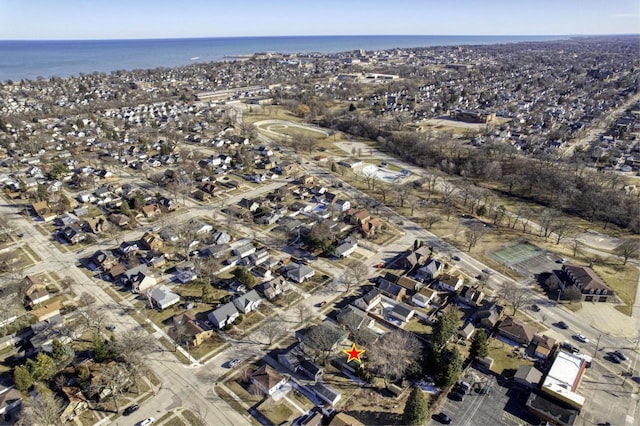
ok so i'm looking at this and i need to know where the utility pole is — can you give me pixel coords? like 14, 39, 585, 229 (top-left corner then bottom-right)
593, 333, 602, 357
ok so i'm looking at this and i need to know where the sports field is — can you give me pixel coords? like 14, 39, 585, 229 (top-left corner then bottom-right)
490, 241, 545, 267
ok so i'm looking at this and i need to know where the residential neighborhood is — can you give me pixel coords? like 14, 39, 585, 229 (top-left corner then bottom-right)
0, 34, 639, 426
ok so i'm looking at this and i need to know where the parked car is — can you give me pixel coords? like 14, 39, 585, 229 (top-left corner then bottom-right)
228, 358, 241, 368
452, 255, 461, 261
455, 381, 471, 394
433, 412, 452, 424
123, 404, 139, 416
531, 304, 541, 312
606, 354, 622, 364
613, 350, 628, 361
139, 418, 155, 426
106, 324, 116, 331
556, 321, 569, 330
448, 391, 465, 401
574, 334, 589, 343
318, 301, 327, 308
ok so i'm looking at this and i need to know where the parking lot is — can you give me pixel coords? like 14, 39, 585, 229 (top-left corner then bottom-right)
428, 368, 538, 426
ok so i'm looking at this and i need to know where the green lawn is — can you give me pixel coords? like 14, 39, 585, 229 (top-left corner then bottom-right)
592, 263, 639, 316
487, 338, 534, 377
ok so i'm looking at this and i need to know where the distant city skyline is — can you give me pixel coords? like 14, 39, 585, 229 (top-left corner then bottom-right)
0, 0, 638, 40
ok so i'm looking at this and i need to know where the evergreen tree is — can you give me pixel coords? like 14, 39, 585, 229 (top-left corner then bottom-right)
27, 352, 55, 381
432, 310, 458, 349
51, 339, 65, 360
436, 347, 462, 387
402, 387, 429, 426
470, 330, 489, 359
93, 335, 110, 363
13, 365, 33, 391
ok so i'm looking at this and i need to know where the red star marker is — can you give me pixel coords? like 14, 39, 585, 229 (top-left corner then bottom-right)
343, 343, 365, 363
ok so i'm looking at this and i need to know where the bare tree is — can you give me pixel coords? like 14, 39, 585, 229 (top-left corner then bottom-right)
349, 260, 369, 284
78, 292, 97, 308
173, 219, 201, 259
615, 239, 639, 265
498, 282, 529, 315
294, 303, 311, 324
189, 404, 209, 426
338, 271, 358, 293
424, 213, 442, 229
90, 364, 129, 413
552, 217, 572, 245
440, 180, 456, 205
369, 331, 422, 387
464, 223, 490, 252
17, 388, 63, 426
261, 321, 284, 345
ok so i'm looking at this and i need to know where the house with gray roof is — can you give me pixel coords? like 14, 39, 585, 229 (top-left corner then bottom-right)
233, 289, 262, 314
208, 302, 239, 329
390, 303, 415, 323
311, 382, 342, 406
286, 263, 315, 283
353, 289, 382, 312
150, 285, 180, 310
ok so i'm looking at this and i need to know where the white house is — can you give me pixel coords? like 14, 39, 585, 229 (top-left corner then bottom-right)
411, 287, 437, 308
208, 302, 239, 329
334, 241, 357, 258
149, 285, 180, 310
436, 274, 464, 292
232, 289, 262, 314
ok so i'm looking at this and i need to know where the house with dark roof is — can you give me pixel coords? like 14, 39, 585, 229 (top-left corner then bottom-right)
412, 287, 436, 308
250, 365, 287, 397
390, 303, 415, 323
257, 276, 289, 301
498, 316, 536, 345
532, 334, 557, 359
401, 245, 432, 270
278, 344, 324, 383
553, 264, 614, 302
477, 302, 504, 329
416, 258, 443, 281
377, 279, 406, 301
457, 285, 485, 307
311, 382, 341, 406
353, 289, 382, 312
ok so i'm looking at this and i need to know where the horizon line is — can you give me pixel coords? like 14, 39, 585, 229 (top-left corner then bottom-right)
2, 33, 638, 42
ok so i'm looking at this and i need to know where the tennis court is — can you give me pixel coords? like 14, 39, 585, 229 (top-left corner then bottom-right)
490, 241, 545, 267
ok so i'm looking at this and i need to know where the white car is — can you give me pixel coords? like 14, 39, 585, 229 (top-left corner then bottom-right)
574, 334, 589, 343
228, 358, 241, 368
139, 418, 155, 426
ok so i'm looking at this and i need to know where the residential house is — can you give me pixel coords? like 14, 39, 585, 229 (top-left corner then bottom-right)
256, 276, 289, 301
346, 209, 370, 225
32, 201, 55, 222
233, 289, 262, 314
498, 316, 536, 345
390, 303, 415, 323
377, 278, 406, 301
141, 204, 160, 218
401, 246, 432, 270
312, 382, 342, 406
0, 388, 21, 418
233, 242, 256, 258
208, 302, 239, 329
457, 285, 485, 307
174, 266, 197, 284
59, 387, 89, 423
278, 344, 324, 382
328, 412, 365, 426
172, 311, 214, 347
395, 275, 422, 294
361, 217, 383, 238
412, 287, 437, 308
476, 302, 504, 329
117, 240, 140, 257
337, 305, 374, 332
140, 232, 163, 251
353, 289, 382, 312
128, 270, 157, 293
415, 258, 443, 281
334, 240, 357, 258
436, 274, 464, 292
458, 322, 476, 340
532, 334, 557, 359
81, 216, 105, 234
61, 225, 86, 244
238, 198, 260, 212
211, 230, 231, 245
24, 281, 51, 309
250, 365, 287, 397
149, 285, 180, 310
108, 213, 130, 228
334, 199, 351, 213
286, 263, 315, 283
553, 264, 614, 302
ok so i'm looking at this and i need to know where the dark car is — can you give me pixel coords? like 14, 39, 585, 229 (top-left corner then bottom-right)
561, 342, 580, 354
123, 404, 139, 416
613, 350, 628, 361
452, 255, 461, 261
531, 304, 541, 312
556, 321, 569, 329
448, 391, 464, 401
606, 354, 622, 364
433, 412, 452, 424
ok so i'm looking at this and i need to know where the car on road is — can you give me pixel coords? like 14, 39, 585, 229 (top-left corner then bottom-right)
318, 301, 327, 308
561, 342, 580, 354
574, 334, 589, 343
606, 354, 622, 364
123, 404, 139, 416
228, 358, 241, 368
106, 324, 116, 331
433, 412, 452, 424
138, 418, 155, 426
481, 268, 491, 274
613, 350, 628, 361
531, 304, 541, 312
452, 255, 460, 261
556, 321, 569, 330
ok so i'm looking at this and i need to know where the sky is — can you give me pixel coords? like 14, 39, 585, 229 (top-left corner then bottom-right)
0, 0, 638, 40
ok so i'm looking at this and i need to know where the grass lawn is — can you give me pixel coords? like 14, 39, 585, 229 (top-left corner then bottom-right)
403, 318, 433, 337
487, 338, 534, 377
226, 378, 264, 406
272, 292, 302, 308
592, 263, 639, 316
288, 388, 314, 411
229, 311, 265, 336
257, 399, 294, 426
189, 335, 228, 360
